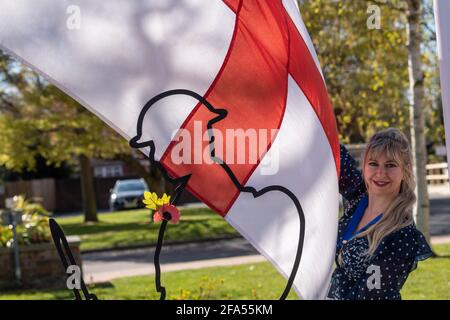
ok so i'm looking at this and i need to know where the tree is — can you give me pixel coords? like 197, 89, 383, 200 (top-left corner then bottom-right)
299, 0, 410, 143
405, 0, 430, 241
298, 1, 435, 240
0, 50, 128, 222
1, 49, 177, 222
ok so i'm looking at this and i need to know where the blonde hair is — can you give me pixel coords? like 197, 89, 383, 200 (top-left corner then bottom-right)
339, 128, 416, 266
360, 128, 416, 256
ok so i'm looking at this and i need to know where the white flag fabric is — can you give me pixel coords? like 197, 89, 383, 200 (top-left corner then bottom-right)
0, 0, 340, 299
434, 0, 450, 176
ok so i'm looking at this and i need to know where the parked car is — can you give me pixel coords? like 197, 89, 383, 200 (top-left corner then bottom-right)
109, 178, 149, 211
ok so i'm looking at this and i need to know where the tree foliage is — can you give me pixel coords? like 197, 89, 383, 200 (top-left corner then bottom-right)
0, 50, 130, 172
299, 0, 442, 149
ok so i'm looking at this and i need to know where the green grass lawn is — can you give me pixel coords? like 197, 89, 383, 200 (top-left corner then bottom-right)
55, 207, 239, 251
401, 243, 450, 299
1, 244, 448, 300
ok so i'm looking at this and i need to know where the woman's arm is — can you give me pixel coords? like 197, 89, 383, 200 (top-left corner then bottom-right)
339, 144, 366, 202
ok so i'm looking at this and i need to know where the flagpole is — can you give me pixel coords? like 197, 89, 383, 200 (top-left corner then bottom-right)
434, 0, 450, 180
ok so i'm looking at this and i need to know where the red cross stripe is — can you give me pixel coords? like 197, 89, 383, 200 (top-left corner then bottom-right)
160, 0, 339, 216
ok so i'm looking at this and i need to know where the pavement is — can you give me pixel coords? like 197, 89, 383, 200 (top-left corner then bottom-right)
83, 238, 263, 284
82, 192, 450, 284
427, 193, 450, 244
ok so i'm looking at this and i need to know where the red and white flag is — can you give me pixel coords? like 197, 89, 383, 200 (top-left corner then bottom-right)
434, 0, 450, 176
0, 0, 340, 299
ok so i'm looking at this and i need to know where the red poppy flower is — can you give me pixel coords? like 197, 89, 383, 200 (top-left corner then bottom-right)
153, 204, 180, 224
153, 210, 164, 223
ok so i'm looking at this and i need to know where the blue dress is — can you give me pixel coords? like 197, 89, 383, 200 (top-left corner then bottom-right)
327, 145, 433, 300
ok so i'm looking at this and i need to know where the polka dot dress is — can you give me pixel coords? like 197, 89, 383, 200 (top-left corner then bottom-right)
327, 145, 433, 300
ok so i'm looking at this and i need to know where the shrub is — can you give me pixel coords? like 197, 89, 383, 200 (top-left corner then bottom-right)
0, 195, 51, 247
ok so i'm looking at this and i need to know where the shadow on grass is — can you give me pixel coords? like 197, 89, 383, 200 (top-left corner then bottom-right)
58, 218, 223, 236
59, 222, 157, 236
0, 282, 117, 300
432, 255, 450, 259
89, 282, 114, 289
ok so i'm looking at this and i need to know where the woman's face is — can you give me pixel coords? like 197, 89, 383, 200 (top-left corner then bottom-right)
363, 151, 404, 198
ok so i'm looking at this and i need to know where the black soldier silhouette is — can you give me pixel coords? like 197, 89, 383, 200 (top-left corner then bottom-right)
129, 89, 306, 300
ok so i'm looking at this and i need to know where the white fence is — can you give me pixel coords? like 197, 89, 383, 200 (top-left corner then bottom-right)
426, 163, 449, 184
426, 162, 450, 195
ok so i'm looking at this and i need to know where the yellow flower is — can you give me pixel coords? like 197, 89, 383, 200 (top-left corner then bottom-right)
143, 191, 171, 210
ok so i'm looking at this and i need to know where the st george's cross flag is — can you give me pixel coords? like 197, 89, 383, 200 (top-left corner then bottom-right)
434, 0, 450, 177
0, 0, 340, 299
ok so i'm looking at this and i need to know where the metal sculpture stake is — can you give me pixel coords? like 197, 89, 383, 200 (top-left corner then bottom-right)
49, 218, 97, 300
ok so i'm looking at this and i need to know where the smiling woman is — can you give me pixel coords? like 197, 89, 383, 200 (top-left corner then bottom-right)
327, 128, 433, 300
364, 154, 404, 198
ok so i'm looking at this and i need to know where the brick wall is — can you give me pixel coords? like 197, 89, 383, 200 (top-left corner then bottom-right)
0, 236, 81, 290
